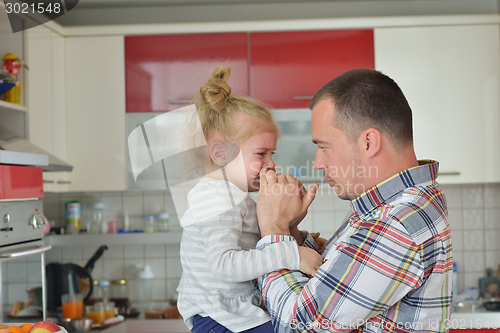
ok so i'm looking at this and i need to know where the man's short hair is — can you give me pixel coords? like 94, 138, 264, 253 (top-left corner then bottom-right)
309, 68, 413, 148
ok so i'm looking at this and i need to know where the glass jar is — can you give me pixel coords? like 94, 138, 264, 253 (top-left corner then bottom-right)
141, 214, 156, 233
110, 279, 128, 300
90, 202, 105, 234
157, 212, 170, 232
95, 280, 110, 305
110, 279, 130, 314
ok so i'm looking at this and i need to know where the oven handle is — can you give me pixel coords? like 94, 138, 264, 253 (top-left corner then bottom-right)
0, 245, 52, 258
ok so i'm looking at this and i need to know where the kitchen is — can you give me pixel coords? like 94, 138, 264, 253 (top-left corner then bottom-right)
0, 0, 500, 332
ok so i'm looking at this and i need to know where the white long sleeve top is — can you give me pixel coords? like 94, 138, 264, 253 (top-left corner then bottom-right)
177, 178, 300, 332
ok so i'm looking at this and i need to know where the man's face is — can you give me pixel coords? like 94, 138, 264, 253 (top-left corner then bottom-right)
311, 98, 365, 200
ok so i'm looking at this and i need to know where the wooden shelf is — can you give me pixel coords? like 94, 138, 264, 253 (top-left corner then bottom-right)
44, 232, 182, 246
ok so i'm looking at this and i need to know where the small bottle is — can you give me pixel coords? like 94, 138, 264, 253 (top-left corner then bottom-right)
142, 215, 156, 233
123, 211, 130, 232
65, 201, 81, 235
135, 265, 154, 312
90, 202, 105, 234
157, 212, 170, 232
97, 280, 111, 305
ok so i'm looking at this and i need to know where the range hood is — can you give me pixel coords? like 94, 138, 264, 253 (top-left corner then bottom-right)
0, 125, 73, 172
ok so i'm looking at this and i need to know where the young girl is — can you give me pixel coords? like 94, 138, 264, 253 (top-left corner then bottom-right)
176, 66, 322, 333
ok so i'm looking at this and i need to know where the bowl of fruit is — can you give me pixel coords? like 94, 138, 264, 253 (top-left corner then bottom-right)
0, 321, 67, 333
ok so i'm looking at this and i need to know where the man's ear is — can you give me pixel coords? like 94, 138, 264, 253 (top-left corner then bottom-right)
360, 128, 381, 158
210, 142, 228, 167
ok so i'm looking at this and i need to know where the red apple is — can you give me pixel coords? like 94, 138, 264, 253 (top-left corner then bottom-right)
0, 329, 13, 333
27, 321, 60, 333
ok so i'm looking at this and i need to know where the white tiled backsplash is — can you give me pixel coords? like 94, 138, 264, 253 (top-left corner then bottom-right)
2, 183, 500, 309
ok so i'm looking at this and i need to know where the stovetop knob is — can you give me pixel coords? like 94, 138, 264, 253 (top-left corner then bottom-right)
4, 214, 10, 223
30, 214, 38, 229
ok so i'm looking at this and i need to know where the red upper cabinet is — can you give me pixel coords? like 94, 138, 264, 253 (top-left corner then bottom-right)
250, 30, 374, 109
125, 33, 249, 112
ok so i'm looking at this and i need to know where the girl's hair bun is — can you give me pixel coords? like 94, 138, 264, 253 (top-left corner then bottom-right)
200, 66, 232, 112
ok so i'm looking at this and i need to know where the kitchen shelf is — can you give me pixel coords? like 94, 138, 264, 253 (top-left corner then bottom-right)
0, 100, 27, 113
44, 232, 182, 246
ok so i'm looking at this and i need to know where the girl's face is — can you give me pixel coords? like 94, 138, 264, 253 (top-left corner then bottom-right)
225, 131, 277, 192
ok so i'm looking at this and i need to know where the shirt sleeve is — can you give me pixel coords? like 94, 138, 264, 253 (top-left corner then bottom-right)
256, 217, 424, 333
195, 213, 300, 282
301, 231, 318, 250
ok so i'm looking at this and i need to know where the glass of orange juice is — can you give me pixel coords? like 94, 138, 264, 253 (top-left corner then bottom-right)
86, 302, 105, 326
105, 301, 115, 320
61, 293, 83, 320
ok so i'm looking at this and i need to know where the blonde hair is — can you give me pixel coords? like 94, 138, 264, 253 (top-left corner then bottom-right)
185, 66, 279, 177
195, 66, 279, 144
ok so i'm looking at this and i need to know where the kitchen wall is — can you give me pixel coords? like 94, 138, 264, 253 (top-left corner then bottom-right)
2, 183, 500, 309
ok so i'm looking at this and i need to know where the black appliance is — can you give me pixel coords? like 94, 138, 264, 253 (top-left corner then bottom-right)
46, 245, 107, 312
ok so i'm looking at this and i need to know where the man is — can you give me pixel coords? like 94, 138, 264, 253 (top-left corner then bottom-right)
256, 68, 452, 333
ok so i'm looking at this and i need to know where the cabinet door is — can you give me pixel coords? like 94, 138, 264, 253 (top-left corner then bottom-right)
27, 26, 70, 192
50, 31, 71, 192
375, 24, 500, 184
125, 33, 248, 112
250, 30, 374, 109
65, 36, 126, 191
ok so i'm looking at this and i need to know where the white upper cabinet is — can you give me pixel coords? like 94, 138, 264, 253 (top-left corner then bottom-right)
27, 25, 71, 192
375, 24, 500, 184
65, 36, 126, 192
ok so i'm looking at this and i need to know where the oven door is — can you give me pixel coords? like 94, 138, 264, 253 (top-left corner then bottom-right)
0, 240, 51, 322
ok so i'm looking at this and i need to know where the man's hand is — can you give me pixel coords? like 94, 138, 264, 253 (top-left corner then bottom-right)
298, 247, 323, 277
257, 166, 318, 237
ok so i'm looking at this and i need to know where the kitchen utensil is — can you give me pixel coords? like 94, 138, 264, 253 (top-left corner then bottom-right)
46, 263, 92, 312
46, 245, 107, 312
61, 318, 93, 333
483, 297, 500, 311
479, 268, 500, 299
84, 245, 108, 272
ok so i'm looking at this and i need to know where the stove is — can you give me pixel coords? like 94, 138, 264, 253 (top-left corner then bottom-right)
0, 160, 51, 322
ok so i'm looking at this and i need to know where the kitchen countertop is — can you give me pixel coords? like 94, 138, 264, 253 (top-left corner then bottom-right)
451, 309, 500, 329
99, 319, 189, 333
95, 313, 500, 332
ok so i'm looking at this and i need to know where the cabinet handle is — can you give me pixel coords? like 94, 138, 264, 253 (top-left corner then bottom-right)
293, 96, 314, 101
438, 172, 461, 176
43, 180, 54, 184
0, 245, 52, 258
168, 99, 192, 104
57, 180, 71, 184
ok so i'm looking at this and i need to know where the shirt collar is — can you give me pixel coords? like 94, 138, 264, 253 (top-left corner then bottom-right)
350, 160, 439, 217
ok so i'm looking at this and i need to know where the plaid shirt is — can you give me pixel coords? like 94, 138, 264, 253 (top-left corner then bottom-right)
257, 160, 453, 333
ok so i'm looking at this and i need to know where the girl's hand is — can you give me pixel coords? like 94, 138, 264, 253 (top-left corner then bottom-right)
310, 232, 328, 254
298, 247, 323, 277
